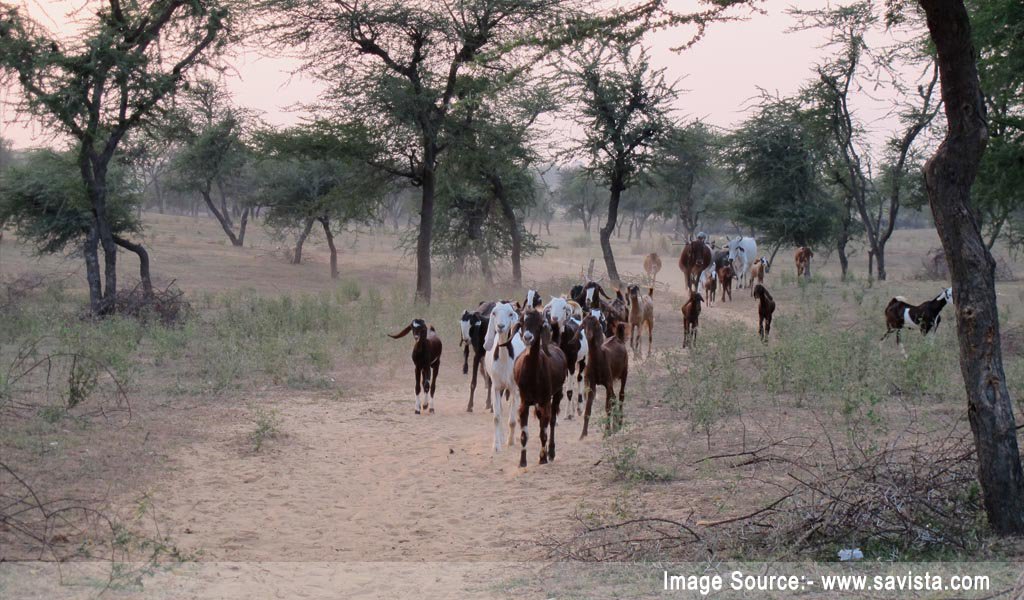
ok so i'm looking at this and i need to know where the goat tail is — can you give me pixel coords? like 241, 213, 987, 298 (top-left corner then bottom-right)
388, 324, 413, 339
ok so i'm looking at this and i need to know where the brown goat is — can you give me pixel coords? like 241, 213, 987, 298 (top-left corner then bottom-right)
752, 285, 776, 342
717, 264, 734, 302
513, 310, 568, 466
626, 284, 655, 357
580, 314, 629, 439
699, 269, 717, 306
748, 258, 767, 295
389, 319, 443, 414
795, 247, 814, 280
643, 253, 662, 286
681, 293, 703, 348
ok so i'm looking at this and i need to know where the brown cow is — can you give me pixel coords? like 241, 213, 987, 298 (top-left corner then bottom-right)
795, 247, 814, 280
678, 239, 712, 294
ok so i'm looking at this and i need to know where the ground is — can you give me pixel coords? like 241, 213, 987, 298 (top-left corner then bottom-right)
1, 214, 1022, 598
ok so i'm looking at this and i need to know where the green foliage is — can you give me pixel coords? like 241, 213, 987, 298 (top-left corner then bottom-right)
725, 96, 841, 248
608, 441, 675, 483
248, 406, 280, 453
0, 150, 140, 255
555, 167, 606, 232
969, 0, 1024, 250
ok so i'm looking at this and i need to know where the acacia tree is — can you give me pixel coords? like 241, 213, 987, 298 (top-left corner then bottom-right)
914, 0, 1024, 535
653, 122, 719, 241
725, 96, 840, 264
796, 2, 941, 281
164, 80, 253, 245
968, 0, 1024, 250
259, 0, 581, 303
556, 168, 605, 233
256, 123, 385, 278
562, 41, 675, 284
0, 1, 231, 313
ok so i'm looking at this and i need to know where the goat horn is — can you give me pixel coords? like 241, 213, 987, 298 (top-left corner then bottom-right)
388, 323, 413, 339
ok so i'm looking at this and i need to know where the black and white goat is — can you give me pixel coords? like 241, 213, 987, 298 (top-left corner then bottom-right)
389, 319, 443, 414
460, 301, 495, 412
881, 287, 953, 354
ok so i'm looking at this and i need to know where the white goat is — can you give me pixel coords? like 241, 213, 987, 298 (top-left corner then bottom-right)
484, 302, 521, 451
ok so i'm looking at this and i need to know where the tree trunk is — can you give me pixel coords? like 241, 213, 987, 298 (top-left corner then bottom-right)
293, 218, 315, 265
493, 176, 522, 287
876, 246, 887, 281
920, 0, 1024, 535
600, 180, 623, 286
83, 227, 103, 312
113, 235, 154, 297
201, 187, 243, 246
320, 217, 339, 279
837, 236, 849, 281
416, 161, 435, 304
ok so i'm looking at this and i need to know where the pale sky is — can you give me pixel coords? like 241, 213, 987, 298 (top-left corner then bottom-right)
1, 1, 924, 156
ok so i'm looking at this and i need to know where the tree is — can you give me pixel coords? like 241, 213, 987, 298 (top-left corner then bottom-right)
164, 80, 254, 246
0, 150, 144, 282
795, 2, 941, 280
0, 1, 231, 313
556, 168, 605, 234
652, 122, 719, 241
259, 0, 578, 303
916, 0, 1024, 535
0, 136, 13, 171
725, 96, 840, 260
562, 41, 675, 284
968, 0, 1024, 250
255, 123, 385, 278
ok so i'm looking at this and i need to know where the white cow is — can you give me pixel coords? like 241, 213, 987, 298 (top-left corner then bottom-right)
726, 236, 758, 289
544, 296, 589, 420
483, 302, 521, 451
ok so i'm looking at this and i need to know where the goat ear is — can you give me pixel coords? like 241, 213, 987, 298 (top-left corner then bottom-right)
597, 285, 611, 299
388, 323, 413, 339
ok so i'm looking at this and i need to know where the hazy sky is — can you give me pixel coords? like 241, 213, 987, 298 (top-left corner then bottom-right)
1, 1, 921, 153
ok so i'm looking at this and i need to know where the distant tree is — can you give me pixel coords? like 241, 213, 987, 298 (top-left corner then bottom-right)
164, 81, 254, 246
0, 136, 14, 172
255, 123, 385, 278
556, 168, 605, 234
561, 41, 675, 284
652, 122, 719, 241
725, 96, 840, 263
0, 1, 232, 313
0, 150, 143, 279
794, 2, 941, 280
259, 0, 579, 303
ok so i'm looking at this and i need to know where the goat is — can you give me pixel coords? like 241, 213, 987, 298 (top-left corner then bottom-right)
523, 289, 543, 312
699, 268, 717, 306
599, 289, 630, 337
748, 257, 768, 295
484, 302, 522, 451
718, 264, 734, 302
513, 309, 568, 466
626, 284, 655, 357
795, 247, 814, 280
460, 301, 495, 412
389, 319, 443, 414
752, 285, 776, 342
545, 296, 589, 420
881, 288, 953, 355
643, 253, 662, 287
681, 293, 703, 348
571, 280, 611, 309
580, 314, 629, 439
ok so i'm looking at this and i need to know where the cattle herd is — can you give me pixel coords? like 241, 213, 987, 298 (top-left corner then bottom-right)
390, 235, 956, 467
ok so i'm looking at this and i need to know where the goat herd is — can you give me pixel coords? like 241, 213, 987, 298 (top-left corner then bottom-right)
389, 234, 956, 468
